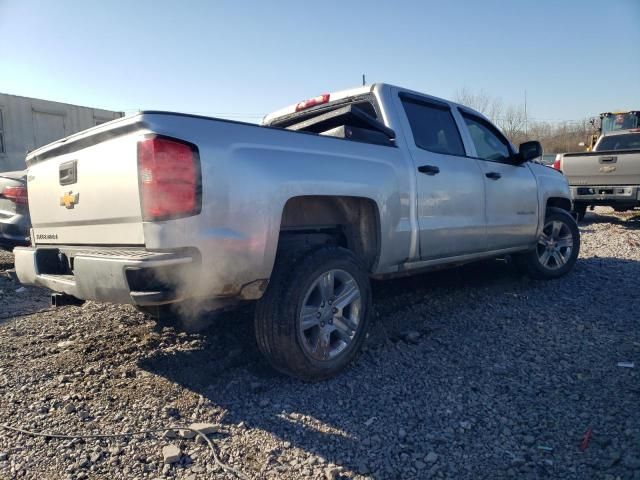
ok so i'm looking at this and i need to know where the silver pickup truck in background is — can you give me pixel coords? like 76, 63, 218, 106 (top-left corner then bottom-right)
15, 83, 580, 380
554, 129, 640, 220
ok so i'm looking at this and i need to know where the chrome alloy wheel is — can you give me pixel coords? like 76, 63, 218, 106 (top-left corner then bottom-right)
537, 220, 574, 270
298, 269, 362, 361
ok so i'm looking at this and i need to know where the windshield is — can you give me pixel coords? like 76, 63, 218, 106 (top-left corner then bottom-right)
596, 133, 640, 151
601, 112, 639, 134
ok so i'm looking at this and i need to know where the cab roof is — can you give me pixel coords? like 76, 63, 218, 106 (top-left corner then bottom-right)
263, 82, 490, 128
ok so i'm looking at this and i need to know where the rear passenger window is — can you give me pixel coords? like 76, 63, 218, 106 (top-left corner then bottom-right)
401, 98, 465, 156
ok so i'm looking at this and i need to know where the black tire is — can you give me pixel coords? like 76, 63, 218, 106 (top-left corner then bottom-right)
255, 246, 372, 381
572, 203, 587, 221
519, 207, 580, 279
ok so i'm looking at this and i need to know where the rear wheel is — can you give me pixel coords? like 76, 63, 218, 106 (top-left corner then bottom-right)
255, 246, 372, 381
519, 207, 580, 279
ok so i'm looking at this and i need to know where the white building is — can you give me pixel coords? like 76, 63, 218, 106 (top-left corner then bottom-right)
0, 93, 123, 172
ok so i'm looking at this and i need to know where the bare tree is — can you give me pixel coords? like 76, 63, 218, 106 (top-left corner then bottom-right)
454, 88, 594, 153
497, 104, 527, 145
455, 88, 491, 113
454, 88, 502, 124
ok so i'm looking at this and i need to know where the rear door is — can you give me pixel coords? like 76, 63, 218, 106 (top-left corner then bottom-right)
394, 90, 487, 260
459, 111, 538, 250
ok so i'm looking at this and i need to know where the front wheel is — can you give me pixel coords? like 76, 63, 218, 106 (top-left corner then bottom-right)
572, 203, 587, 221
518, 207, 580, 279
255, 246, 372, 381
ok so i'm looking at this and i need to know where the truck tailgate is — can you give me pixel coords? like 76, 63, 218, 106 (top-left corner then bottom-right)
27, 120, 145, 245
562, 150, 640, 186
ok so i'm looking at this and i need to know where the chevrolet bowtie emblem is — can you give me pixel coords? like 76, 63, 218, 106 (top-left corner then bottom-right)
60, 191, 79, 209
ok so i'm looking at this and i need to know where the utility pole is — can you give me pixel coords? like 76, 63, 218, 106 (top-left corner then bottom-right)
362, 74, 366, 86
524, 90, 528, 137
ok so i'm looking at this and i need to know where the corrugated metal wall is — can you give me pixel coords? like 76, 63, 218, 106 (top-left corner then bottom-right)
0, 93, 123, 172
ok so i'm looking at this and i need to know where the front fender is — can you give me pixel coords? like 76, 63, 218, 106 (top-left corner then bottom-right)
529, 162, 572, 236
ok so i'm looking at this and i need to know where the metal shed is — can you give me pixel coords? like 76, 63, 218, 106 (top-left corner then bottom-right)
0, 93, 123, 172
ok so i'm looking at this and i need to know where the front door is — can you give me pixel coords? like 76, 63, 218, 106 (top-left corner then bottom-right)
460, 112, 538, 250
397, 92, 487, 260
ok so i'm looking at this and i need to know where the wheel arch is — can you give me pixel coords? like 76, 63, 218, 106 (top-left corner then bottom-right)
546, 196, 572, 212
277, 195, 381, 272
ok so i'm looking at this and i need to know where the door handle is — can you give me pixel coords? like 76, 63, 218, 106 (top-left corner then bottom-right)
59, 160, 78, 186
418, 165, 440, 175
485, 172, 502, 180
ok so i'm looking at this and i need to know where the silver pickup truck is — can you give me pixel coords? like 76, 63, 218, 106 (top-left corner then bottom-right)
555, 129, 640, 220
15, 83, 579, 380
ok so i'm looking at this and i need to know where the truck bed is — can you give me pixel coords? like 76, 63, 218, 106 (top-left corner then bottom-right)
25, 109, 398, 247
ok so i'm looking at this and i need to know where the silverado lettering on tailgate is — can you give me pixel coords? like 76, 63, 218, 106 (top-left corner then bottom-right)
36, 234, 59, 240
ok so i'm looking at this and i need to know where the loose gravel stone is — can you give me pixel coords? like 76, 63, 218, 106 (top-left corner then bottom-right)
0, 208, 639, 479
162, 429, 178, 439
188, 422, 218, 435
161, 445, 181, 464
402, 330, 421, 344
425, 451, 439, 464
178, 428, 196, 439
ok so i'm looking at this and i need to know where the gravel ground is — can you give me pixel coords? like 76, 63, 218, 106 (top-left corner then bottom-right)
0, 207, 639, 480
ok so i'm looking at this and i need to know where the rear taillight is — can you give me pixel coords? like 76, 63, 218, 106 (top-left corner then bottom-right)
553, 155, 562, 170
137, 137, 200, 221
2, 185, 28, 205
295, 93, 330, 112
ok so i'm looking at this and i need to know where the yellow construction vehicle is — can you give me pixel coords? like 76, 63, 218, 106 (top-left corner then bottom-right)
587, 110, 639, 150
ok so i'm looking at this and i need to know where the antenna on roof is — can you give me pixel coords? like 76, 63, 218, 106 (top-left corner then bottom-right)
362, 74, 366, 86
524, 90, 528, 137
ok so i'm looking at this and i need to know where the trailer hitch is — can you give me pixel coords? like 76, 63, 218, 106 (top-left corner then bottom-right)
51, 293, 85, 307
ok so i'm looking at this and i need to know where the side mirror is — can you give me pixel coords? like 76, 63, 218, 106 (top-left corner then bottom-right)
518, 141, 543, 162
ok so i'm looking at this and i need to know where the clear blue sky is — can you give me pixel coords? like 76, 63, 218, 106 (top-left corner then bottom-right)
1, 0, 638, 124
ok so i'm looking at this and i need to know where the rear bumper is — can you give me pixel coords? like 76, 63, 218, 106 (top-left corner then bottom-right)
14, 246, 197, 306
570, 185, 640, 205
